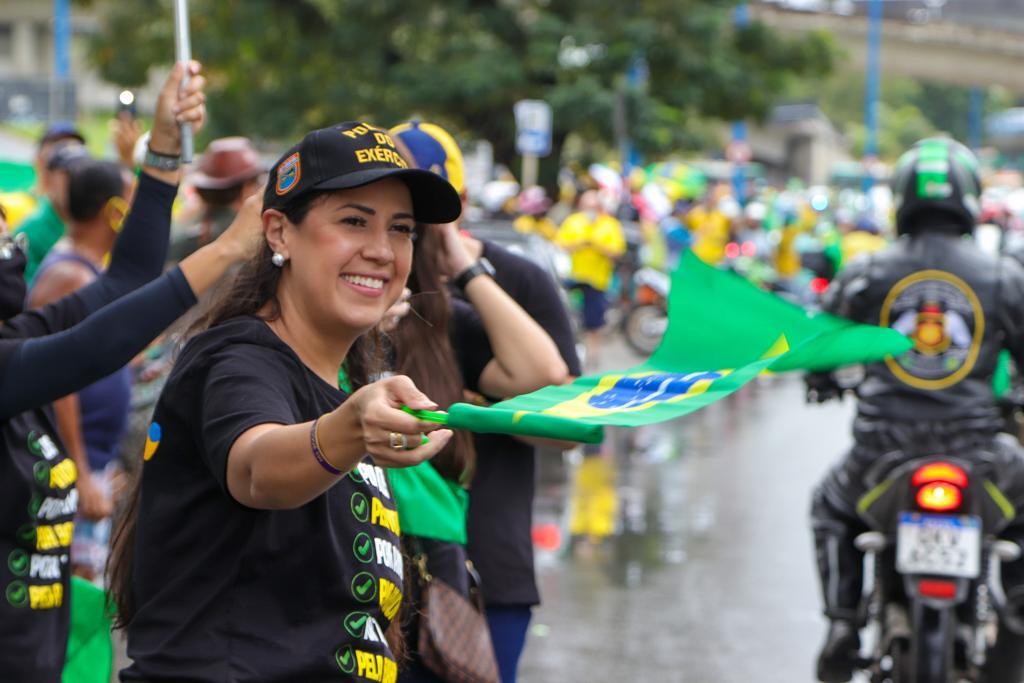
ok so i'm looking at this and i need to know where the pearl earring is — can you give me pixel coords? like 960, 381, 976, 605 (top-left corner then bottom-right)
271, 252, 286, 267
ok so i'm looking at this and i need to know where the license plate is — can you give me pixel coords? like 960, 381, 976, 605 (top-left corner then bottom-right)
896, 513, 981, 579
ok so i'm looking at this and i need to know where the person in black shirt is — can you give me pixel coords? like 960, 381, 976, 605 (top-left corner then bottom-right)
0, 62, 270, 682
392, 120, 579, 683
457, 240, 581, 682
108, 123, 464, 683
389, 218, 572, 683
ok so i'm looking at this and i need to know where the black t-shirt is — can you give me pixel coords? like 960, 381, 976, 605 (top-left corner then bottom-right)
0, 285, 112, 681
123, 317, 403, 683
0, 404, 77, 682
0, 173, 188, 682
454, 241, 580, 607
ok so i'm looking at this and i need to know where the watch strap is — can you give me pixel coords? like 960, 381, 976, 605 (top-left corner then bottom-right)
454, 258, 496, 290
143, 147, 181, 171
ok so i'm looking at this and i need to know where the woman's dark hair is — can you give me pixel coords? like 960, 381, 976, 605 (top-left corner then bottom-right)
107, 188, 386, 627
392, 225, 476, 483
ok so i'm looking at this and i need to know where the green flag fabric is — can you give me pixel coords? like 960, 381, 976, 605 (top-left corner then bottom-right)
0, 160, 35, 193
387, 462, 469, 544
62, 577, 113, 683
427, 250, 911, 443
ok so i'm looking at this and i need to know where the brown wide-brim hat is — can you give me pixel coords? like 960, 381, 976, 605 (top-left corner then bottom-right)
190, 136, 266, 190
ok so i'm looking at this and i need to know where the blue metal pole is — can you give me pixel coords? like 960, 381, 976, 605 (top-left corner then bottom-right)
732, 3, 750, 203
968, 87, 984, 151
863, 0, 883, 192
53, 0, 71, 121
54, 0, 70, 78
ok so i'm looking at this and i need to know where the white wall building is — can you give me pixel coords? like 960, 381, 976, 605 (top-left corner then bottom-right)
0, 1, 156, 121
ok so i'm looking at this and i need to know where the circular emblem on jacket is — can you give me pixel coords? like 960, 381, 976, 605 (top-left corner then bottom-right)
880, 269, 984, 390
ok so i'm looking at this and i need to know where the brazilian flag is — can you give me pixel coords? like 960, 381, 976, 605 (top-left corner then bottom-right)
411, 250, 911, 444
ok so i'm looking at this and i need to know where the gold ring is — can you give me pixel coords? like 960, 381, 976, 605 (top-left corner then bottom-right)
389, 432, 406, 450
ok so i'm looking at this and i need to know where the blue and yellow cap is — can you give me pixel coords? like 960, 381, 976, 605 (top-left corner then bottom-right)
390, 120, 465, 195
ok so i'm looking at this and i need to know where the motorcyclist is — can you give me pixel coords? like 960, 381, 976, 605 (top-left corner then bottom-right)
808, 137, 1024, 683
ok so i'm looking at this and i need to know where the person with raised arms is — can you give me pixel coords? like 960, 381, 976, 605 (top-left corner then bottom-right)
0, 60, 270, 682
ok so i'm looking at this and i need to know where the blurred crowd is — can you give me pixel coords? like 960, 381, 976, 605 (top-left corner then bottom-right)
7, 73, 1024, 683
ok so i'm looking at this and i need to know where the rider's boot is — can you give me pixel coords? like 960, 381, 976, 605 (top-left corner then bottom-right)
816, 618, 860, 683
811, 495, 864, 683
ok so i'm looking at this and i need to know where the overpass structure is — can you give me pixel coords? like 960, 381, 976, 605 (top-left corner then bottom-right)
752, 3, 1024, 92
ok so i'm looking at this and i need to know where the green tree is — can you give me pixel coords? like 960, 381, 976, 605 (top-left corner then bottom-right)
84, 0, 834, 170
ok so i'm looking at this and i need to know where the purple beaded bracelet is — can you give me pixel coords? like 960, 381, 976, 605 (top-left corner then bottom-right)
310, 418, 343, 476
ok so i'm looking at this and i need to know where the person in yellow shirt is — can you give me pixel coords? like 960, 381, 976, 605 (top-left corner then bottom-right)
776, 200, 818, 279
557, 190, 626, 363
685, 190, 732, 265
839, 214, 887, 268
513, 186, 558, 241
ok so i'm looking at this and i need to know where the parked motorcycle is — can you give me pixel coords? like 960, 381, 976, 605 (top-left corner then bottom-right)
620, 266, 669, 356
850, 453, 1021, 682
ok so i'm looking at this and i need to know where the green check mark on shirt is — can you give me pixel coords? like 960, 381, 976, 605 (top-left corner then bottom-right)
6, 581, 28, 608
351, 492, 369, 522
353, 533, 374, 563
351, 572, 377, 603
344, 612, 370, 638
8, 550, 29, 576
335, 645, 356, 674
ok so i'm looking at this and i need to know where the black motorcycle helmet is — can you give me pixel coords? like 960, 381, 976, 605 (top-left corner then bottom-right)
891, 137, 981, 236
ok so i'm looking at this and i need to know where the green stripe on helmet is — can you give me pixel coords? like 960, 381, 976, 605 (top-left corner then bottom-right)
916, 139, 952, 200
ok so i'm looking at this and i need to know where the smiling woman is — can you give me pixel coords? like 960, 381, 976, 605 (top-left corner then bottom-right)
107, 122, 463, 682
264, 178, 418, 344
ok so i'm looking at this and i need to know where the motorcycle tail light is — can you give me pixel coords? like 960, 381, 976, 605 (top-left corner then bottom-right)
916, 482, 962, 512
918, 579, 957, 600
810, 277, 830, 295
912, 462, 968, 488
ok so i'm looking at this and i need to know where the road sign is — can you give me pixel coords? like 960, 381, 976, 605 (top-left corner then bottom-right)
514, 99, 552, 157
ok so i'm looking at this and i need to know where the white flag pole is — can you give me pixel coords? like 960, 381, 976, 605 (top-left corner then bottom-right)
173, 0, 194, 162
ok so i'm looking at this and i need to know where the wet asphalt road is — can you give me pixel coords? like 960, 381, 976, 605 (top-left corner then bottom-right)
519, 346, 857, 683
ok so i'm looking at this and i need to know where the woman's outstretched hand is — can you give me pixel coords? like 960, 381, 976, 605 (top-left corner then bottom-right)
345, 375, 453, 468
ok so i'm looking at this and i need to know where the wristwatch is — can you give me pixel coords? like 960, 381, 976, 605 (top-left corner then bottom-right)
143, 146, 181, 171
453, 258, 496, 290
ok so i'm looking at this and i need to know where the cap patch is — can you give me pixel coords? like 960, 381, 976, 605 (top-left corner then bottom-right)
275, 152, 301, 196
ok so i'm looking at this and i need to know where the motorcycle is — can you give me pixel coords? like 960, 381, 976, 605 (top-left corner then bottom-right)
850, 452, 1021, 682
620, 266, 669, 356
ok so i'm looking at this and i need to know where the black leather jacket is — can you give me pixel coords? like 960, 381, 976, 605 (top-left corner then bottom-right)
823, 228, 1024, 423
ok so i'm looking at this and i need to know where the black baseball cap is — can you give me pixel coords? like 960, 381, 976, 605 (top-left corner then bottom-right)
45, 141, 90, 171
263, 122, 462, 224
